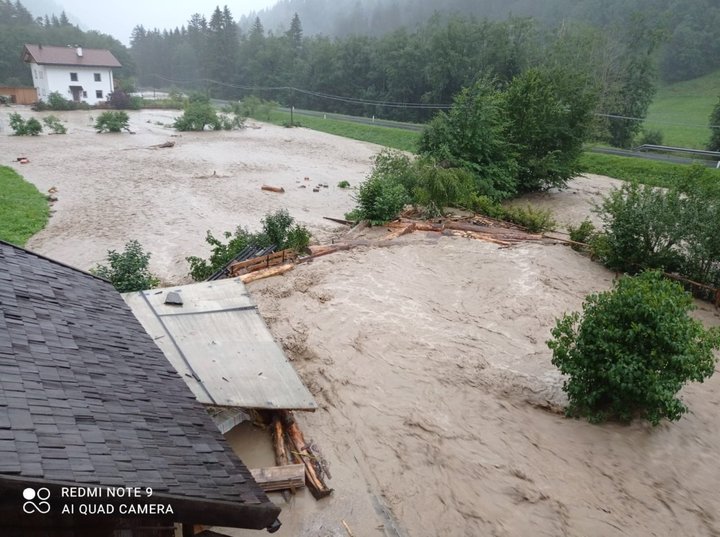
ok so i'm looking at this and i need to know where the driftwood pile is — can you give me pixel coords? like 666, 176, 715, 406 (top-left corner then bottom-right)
228, 248, 298, 279
270, 411, 333, 499
384, 218, 544, 246
221, 216, 547, 285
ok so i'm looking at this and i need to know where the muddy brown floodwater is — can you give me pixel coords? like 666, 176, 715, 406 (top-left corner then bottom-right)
0, 107, 377, 283
3, 107, 720, 537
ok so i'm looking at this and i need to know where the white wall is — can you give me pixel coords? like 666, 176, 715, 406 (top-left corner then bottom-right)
30, 64, 114, 105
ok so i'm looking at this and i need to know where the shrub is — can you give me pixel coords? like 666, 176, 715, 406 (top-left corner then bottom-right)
241, 96, 276, 120
8, 113, 42, 135
467, 195, 556, 233
567, 218, 596, 251
173, 102, 221, 131
90, 240, 160, 292
95, 111, 130, 133
42, 115, 66, 134
593, 182, 684, 273
411, 162, 476, 217
259, 209, 311, 252
108, 90, 130, 109
187, 228, 255, 281
548, 271, 720, 424
467, 194, 507, 219
186, 210, 311, 281
358, 150, 477, 218
353, 175, 408, 224
502, 204, 557, 233
338, 180, 350, 189
637, 128, 663, 146
108, 90, 142, 110
217, 112, 245, 130
676, 168, 720, 288
47, 91, 73, 110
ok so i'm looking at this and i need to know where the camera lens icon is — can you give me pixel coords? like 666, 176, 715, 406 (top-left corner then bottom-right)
22, 487, 51, 514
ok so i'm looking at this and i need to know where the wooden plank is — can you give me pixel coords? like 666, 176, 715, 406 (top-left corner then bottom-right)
382, 222, 416, 241
273, 416, 289, 467
229, 249, 296, 274
239, 264, 294, 283
261, 185, 285, 193
250, 464, 306, 492
323, 216, 355, 226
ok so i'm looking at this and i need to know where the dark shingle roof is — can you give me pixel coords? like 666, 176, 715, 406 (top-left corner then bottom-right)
23, 44, 122, 68
0, 241, 279, 529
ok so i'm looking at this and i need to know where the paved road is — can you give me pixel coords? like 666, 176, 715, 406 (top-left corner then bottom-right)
589, 146, 719, 168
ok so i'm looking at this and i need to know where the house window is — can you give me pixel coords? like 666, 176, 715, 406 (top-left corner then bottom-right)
39, 71, 43, 79
94, 73, 101, 82
83, 91, 87, 98
70, 72, 78, 81
96, 90, 103, 99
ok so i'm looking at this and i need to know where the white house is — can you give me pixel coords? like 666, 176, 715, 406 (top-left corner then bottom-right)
22, 44, 121, 105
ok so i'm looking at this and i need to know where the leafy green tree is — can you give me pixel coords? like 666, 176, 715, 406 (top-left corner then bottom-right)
91, 240, 160, 292
707, 96, 720, 152
505, 67, 596, 192
548, 271, 720, 425
419, 78, 518, 200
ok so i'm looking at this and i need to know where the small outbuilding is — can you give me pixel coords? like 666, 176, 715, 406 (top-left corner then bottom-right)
22, 44, 121, 105
0, 241, 281, 536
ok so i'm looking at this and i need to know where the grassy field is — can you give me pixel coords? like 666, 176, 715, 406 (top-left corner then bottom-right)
0, 166, 49, 246
644, 70, 720, 149
251, 109, 421, 152
579, 153, 720, 188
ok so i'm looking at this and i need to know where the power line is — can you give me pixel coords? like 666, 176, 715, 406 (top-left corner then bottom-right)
147, 74, 720, 127
149, 73, 452, 109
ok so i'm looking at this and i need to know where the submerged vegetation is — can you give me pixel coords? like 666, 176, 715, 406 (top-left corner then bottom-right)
186, 210, 311, 281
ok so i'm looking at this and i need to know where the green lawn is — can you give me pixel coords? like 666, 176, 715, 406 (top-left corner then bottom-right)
250, 109, 421, 152
644, 70, 720, 149
579, 153, 720, 188
0, 166, 49, 246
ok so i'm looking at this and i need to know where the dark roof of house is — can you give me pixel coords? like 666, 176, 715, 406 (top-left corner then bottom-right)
0, 241, 280, 529
22, 44, 122, 68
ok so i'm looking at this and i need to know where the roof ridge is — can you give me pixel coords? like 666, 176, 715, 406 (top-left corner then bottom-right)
0, 239, 110, 284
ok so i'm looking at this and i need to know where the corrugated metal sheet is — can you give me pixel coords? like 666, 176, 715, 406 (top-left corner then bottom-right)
123, 278, 317, 411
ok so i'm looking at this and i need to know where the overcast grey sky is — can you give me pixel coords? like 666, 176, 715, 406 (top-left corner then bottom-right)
60, 0, 279, 44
